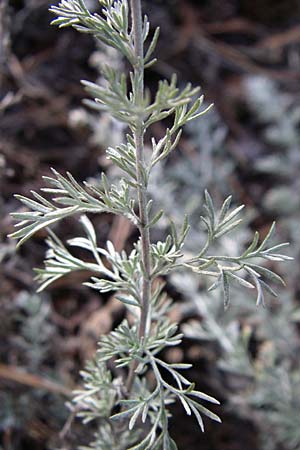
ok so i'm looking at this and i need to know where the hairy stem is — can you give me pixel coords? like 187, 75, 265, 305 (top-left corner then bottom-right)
126, 0, 152, 393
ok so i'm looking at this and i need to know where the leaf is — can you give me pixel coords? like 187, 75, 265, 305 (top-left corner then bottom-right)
178, 214, 190, 247
246, 267, 265, 307
218, 195, 232, 223
221, 270, 230, 310
148, 209, 164, 228
129, 406, 142, 430
80, 215, 97, 245
192, 401, 222, 423
189, 403, 204, 432
226, 271, 255, 290
14, 194, 51, 213
189, 390, 220, 405
207, 274, 222, 292
214, 218, 243, 238
111, 405, 140, 422
259, 279, 278, 298
204, 190, 215, 226
256, 221, 276, 252
115, 295, 140, 307
246, 264, 285, 285
241, 231, 259, 257
169, 363, 192, 370
187, 102, 214, 122
145, 26, 160, 62
219, 204, 244, 228
178, 395, 191, 415
10, 213, 73, 248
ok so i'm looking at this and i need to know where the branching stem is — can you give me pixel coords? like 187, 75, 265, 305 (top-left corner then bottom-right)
126, 0, 152, 393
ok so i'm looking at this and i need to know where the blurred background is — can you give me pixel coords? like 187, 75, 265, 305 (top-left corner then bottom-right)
1, 0, 300, 449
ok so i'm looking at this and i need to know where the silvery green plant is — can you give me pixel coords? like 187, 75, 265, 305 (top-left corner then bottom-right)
9, 1, 291, 448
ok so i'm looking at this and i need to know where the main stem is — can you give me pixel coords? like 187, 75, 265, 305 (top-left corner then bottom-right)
126, 0, 152, 393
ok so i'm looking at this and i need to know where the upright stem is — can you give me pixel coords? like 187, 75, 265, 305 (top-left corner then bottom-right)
126, 0, 152, 392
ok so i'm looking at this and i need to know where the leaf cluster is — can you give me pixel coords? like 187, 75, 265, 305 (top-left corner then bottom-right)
186, 191, 291, 308
9, 169, 138, 247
